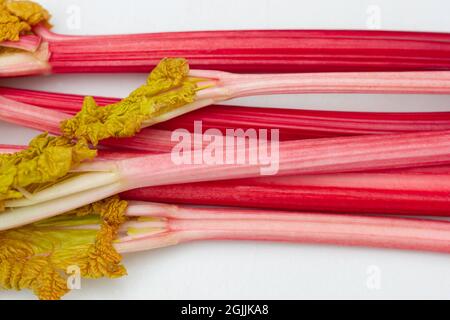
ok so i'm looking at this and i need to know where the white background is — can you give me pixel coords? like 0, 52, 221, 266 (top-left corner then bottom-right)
1, 0, 450, 300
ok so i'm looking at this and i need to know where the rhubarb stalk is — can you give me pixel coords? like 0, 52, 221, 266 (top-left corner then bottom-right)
122, 173, 450, 216
116, 202, 450, 254
4, 71, 450, 154
4, 59, 450, 230
4, 68, 450, 153
4, 129, 450, 230
20, 27, 450, 75
3, 198, 450, 300
3, 1, 450, 76
5, 86, 450, 141
3, 142, 449, 217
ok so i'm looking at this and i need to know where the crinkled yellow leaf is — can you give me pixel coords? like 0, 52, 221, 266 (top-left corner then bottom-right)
0, 133, 96, 207
61, 58, 197, 145
0, 58, 197, 210
0, 0, 51, 42
0, 196, 128, 300
5, 0, 50, 26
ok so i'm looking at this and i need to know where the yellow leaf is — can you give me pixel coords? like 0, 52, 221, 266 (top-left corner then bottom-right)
0, 133, 96, 208
0, 196, 128, 300
0, 0, 51, 42
61, 58, 197, 145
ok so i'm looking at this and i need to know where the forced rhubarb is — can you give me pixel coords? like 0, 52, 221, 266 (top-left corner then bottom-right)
118, 202, 450, 255
3, 1, 450, 76
122, 173, 450, 216
3, 198, 450, 300
0, 95, 224, 153
5, 86, 450, 141
3, 143, 448, 216
4, 69, 450, 153
4, 59, 450, 230
4, 128, 450, 231
37, 27, 450, 74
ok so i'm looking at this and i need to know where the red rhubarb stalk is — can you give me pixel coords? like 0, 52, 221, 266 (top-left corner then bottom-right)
116, 202, 450, 254
4, 86, 450, 144
122, 173, 450, 216
4, 27, 450, 76
33, 27, 450, 74
4, 97, 447, 179
5, 86, 450, 133
4, 129, 450, 230
3, 142, 450, 217
0, 96, 224, 153
4, 143, 450, 174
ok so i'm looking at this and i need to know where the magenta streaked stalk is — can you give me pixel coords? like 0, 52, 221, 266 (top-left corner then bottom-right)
115, 202, 450, 255
0, 35, 42, 52
0, 96, 225, 153
4, 142, 450, 217
0, 144, 25, 153
0, 96, 66, 134
122, 172, 450, 216
193, 70, 450, 101
4, 78, 450, 153
118, 130, 450, 191
3, 27, 450, 76
31, 27, 450, 74
0, 144, 149, 162
5, 86, 450, 140
4, 128, 450, 231
4, 144, 450, 174
7, 69, 450, 133
152, 69, 450, 127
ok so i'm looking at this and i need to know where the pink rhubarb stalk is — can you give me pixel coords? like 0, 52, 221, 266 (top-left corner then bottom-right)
4, 28, 450, 76
193, 69, 450, 99
115, 202, 450, 255
4, 129, 450, 230
30, 28, 450, 74
0, 42, 51, 77
0, 35, 42, 52
3, 142, 450, 217
0, 96, 223, 153
4, 84, 450, 149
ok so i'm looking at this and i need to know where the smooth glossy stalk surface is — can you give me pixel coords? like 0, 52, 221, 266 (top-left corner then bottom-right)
115, 202, 450, 254
35, 27, 450, 74
4, 87, 450, 142
122, 173, 450, 216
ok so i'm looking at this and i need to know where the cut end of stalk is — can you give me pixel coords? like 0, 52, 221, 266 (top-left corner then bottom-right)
115, 202, 450, 255
0, 41, 51, 76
